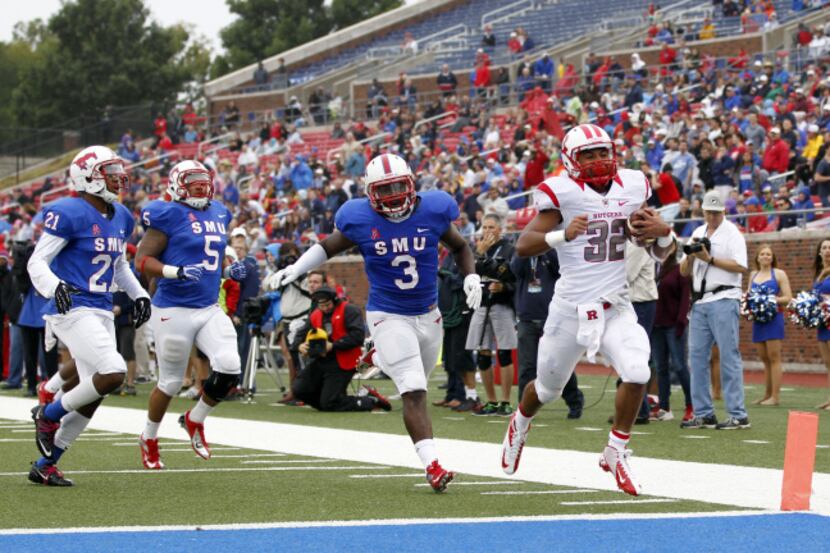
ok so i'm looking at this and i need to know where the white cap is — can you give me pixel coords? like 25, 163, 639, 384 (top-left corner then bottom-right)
702, 190, 725, 211
809, 124, 820, 133
770, 127, 781, 134
230, 227, 248, 239
759, 74, 768, 82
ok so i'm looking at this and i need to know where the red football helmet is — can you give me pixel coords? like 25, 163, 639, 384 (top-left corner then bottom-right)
561, 124, 617, 189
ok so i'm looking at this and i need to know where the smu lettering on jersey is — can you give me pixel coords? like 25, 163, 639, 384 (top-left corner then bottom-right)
533, 168, 651, 304
141, 200, 231, 308
41, 197, 134, 314
335, 190, 459, 315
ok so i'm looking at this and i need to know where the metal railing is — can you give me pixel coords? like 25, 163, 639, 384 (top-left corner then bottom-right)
481, 0, 536, 28
325, 132, 392, 167
198, 132, 235, 158
412, 111, 458, 135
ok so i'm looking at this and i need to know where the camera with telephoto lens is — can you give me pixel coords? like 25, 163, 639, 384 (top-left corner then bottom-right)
242, 295, 271, 324
304, 327, 329, 358
683, 236, 711, 256
475, 256, 516, 283
277, 254, 298, 270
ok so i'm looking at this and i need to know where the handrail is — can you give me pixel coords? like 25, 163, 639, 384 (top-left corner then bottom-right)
419, 24, 470, 47
481, 0, 535, 28
197, 132, 235, 158
237, 174, 255, 196
412, 111, 457, 135
40, 184, 73, 206
461, 148, 498, 162
325, 131, 393, 167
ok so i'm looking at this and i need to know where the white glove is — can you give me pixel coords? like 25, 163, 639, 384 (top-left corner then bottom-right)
463, 273, 482, 310
267, 265, 298, 290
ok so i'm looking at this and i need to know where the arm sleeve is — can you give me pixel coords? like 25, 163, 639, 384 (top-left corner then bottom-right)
114, 253, 150, 300
332, 305, 366, 351
27, 233, 69, 298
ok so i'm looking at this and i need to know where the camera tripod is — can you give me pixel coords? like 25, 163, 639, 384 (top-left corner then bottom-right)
241, 325, 286, 403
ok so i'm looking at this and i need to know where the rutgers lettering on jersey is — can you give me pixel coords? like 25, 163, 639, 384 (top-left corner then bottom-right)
335, 190, 458, 315
40, 197, 135, 314
533, 168, 652, 304
141, 200, 231, 309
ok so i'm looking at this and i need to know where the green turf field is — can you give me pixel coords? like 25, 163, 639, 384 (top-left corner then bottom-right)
0, 371, 827, 529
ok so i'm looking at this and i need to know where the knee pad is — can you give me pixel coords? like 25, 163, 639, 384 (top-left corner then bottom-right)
157, 372, 184, 397
159, 336, 189, 368
202, 371, 239, 402
533, 379, 562, 404
212, 349, 241, 375
477, 353, 493, 371
497, 349, 513, 366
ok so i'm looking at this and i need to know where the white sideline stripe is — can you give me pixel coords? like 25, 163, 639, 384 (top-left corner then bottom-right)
818, 445, 830, 449
680, 436, 710, 440
77, 437, 128, 442
111, 442, 187, 446
240, 459, 335, 464
0, 425, 33, 429
0, 511, 799, 536
630, 432, 651, 436
151, 447, 241, 452
413, 481, 520, 487
349, 474, 425, 479
442, 417, 465, 421
743, 440, 771, 445
212, 453, 286, 458
481, 489, 599, 496
0, 466, 381, 477
1, 398, 829, 514
560, 499, 678, 506
534, 424, 548, 427
575, 427, 603, 432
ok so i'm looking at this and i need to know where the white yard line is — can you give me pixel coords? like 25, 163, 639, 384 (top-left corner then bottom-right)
349, 474, 425, 479
212, 453, 286, 458
0, 466, 382, 477
481, 489, 599, 496
560, 499, 678, 506
151, 447, 241, 452
240, 459, 335, 464
743, 440, 771, 445
413, 481, 520, 487
1, 398, 828, 513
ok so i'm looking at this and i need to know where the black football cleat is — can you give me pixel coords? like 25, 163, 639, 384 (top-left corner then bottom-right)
28, 463, 73, 487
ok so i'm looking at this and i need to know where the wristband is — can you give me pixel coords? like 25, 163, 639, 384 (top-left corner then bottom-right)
544, 230, 567, 248
162, 265, 180, 279
656, 231, 675, 248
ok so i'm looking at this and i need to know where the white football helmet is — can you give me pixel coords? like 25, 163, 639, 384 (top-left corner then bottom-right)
69, 145, 128, 204
168, 160, 213, 209
364, 153, 417, 219
560, 124, 617, 189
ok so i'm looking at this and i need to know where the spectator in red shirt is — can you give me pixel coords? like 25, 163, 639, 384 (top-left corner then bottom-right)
157, 132, 173, 153
507, 32, 522, 55
762, 127, 790, 174
153, 113, 167, 138
473, 53, 491, 96
524, 147, 549, 189
659, 43, 676, 75
181, 103, 198, 128
654, 164, 681, 220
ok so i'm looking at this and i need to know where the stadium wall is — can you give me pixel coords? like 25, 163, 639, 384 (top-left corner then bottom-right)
324, 230, 830, 371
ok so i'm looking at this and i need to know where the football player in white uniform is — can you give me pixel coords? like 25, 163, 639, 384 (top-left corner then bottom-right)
499, 124, 675, 496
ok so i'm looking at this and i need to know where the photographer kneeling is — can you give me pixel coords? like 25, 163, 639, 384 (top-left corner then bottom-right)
291, 286, 391, 412
680, 191, 749, 430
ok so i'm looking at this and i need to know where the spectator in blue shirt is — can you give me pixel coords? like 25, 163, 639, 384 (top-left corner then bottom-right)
231, 233, 261, 373
290, 155, 313, 191
222, 180, 240, 206
533, 55, 554, 93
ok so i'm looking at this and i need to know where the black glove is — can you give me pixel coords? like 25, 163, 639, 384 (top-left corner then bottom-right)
54, 282, 80, 315
133, 297, 151, 329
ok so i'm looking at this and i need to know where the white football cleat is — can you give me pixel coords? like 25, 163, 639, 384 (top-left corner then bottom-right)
599, 446, 642, 496
500, 412, 530, 475
182, 411, 211, 460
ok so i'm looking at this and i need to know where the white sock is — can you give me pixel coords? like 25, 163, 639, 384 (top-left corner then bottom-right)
61, 378, 102, 412
465, 387, 478, 400
45, 372, 65, 394
54, 412, 91, 451
608, 429, 630, 452
143, 420, 161, 440
414, 438, 438, 469
514, 405, 534, 433
188, 398, 214, 424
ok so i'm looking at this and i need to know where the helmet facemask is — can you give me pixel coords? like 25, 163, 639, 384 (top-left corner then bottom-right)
564, 145, 617, 191
93, 159, 129, 203
368, 176, 416, 219
175, 168, 213, 209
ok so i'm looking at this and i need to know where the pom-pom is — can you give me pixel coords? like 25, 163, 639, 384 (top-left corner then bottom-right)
787, 290, 824, 329
740, 285, 778, 323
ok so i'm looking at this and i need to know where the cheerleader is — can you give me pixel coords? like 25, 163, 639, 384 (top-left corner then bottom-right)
747, 245, 791, 406
814, 239, 830, 410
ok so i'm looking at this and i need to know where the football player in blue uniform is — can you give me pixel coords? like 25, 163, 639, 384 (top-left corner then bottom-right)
135, 160, 247, 469
267, 153, 481, 492
27, 145, 152, 486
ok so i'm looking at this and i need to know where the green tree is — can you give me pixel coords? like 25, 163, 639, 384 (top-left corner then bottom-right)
10, 0, 202, 129
213, 0, 402, 76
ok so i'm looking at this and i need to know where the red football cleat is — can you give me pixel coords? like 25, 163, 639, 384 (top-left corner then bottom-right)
599, 446, 642, 497
182, 411, 211, 460
425, 460, 454, 493
37, 381, 54, 407
139, 434, 165, 470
